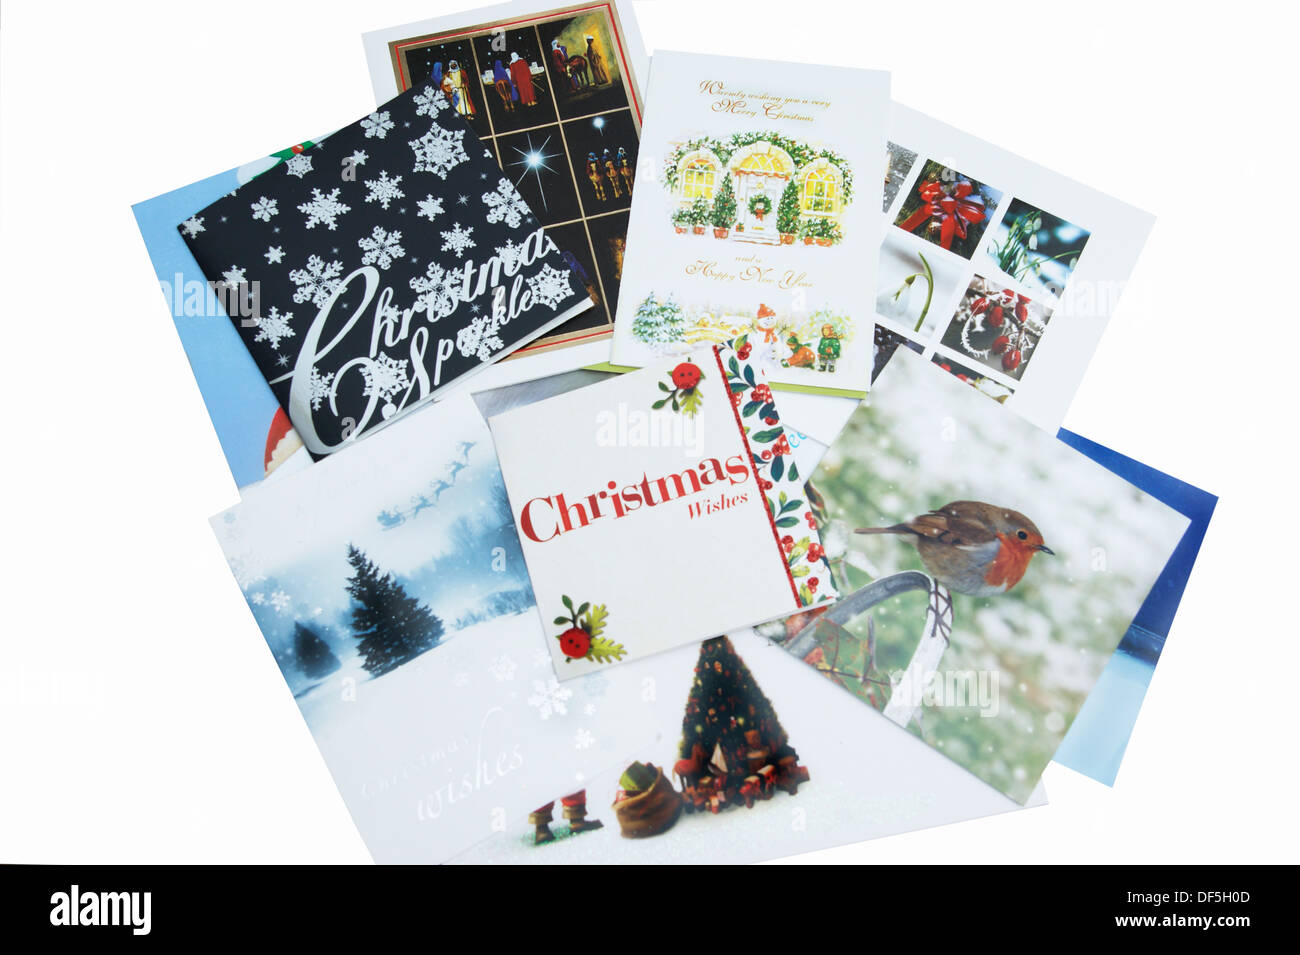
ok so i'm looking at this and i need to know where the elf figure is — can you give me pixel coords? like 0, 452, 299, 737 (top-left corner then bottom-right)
528, 790, 602, 844
817, 323, 841, 372
585, 152, 607, 200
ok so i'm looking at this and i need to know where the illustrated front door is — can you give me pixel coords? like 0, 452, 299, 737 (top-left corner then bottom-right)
737, 176, 783, 244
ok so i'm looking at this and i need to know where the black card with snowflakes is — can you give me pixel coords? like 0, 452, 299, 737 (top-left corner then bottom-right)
179, 79, 591, 458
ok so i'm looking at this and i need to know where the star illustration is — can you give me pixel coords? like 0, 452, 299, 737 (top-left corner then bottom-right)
508, 133, 559, 211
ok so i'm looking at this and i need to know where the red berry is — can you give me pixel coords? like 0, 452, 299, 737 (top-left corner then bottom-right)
988, 306, 1004, 328
971, 297, 988, 315
991, 335, 1010, 354
807, 543, 824, 562
764, 416, 778, 425
761, 450, 772, 460
781, 535, 794, 552
291, 144, 305, 154
737, 344, 752, 360
671, 362, 701, 390
558, 627, 590, 660
1015, 301, 1028, 322
1002, 349, 1022, 372
808, 577, 819, 591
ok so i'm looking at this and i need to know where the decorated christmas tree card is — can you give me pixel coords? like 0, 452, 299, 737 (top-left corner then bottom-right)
210, 394, 654, 863
181, 77, 591, 460
774, 349, 1189, 803
607, 51, 890, 398
488, 340, 840, 679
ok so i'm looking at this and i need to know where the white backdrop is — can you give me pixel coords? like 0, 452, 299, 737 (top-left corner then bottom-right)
1, 0, 1295, 863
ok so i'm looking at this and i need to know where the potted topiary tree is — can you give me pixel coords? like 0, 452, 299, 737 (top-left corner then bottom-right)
688, 196, 711, 235
776, 180, 800, 244
671, 207, 691, 234
711, 176, 736, 239
798, 216, 817, 246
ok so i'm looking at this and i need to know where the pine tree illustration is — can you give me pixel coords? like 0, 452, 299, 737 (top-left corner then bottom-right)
345, 545, 444, 676
631, 293, 685, 347
292, 621, 342, 679
678, 636, 798, 773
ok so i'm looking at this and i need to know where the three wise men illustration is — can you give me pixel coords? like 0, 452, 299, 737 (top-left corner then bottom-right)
551, 38, 581, 91
508, 51, 537, 107
585, 34, 609, 84
492, 59, 518, 111
615, 146, 634, 194
586, 151, 608, 200
441, 59, 477, 117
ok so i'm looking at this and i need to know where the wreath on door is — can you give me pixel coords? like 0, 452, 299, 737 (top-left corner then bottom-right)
747, 194, 773, 220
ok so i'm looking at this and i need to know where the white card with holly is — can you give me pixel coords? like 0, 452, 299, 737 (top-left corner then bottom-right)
607, 51, 889, 398
489, 340, 840, 679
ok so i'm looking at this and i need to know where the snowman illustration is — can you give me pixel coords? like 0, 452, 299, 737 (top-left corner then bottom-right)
751, 303, 784, 365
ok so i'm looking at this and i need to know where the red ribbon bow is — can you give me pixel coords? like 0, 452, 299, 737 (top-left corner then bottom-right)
898, 178, 987, 250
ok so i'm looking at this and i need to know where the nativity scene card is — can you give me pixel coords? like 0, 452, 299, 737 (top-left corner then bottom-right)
767, 349, 1188, 803
609, 51, 890, 398
180, 77, 591, 460
489, 341, 840, 679
362, 0, 649, 380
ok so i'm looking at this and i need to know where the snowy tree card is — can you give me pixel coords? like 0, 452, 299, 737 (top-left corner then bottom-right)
607, 51, 890, 398
775, 349, 1188, 803
872, 104, 1153, 433
180, 78, 592, 460
210, 394, 653, 863
489, 340, 841, 680
362, 0, 650, 385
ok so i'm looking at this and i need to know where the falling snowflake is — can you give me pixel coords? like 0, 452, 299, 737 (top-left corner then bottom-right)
494, 238, 525, 273
180, 216, 205, 238
264, 245, 285, 264
489, 655, 517, 682
221, 264, 247, 286
526, 263, 574, 309
573, 728, 595, 750
361, 110, 395, 139
440, 222, 475, 258
481, 177, 531, 228
269, 589, 292, 614
413, 86, 447, 118
456, 314, 504, 362
416, 194, 444, 223
532, 648, 552, 668
248, 592, 265, 606
409, 125, 469, 179
348, 149, 368, 167
364, 170, 406, 210
250, 196, 279, 222
583, 702, 597, 717
361, 353, 410, 409
253, 305, 295, 350
289, 255, 343, 308
528, 677, 573, 720
284, 152, 313, 179
297, 187, 351, 231
409, 261, 461, 318
307, 366, 334, 411
358, 225, 406, 270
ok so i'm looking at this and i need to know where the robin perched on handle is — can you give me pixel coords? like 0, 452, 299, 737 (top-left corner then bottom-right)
856, 500, 1053, 597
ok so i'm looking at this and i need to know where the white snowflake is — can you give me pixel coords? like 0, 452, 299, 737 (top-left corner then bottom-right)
180, 216, 205, 238
361, 110, 395, 139
307, 366, 334, 411
358, 225, 406, 270
440, 222, 475, 258
573, 728, 595, 750
527, 677, 573, 720
269, 589, 292, 614
250, 196, 279, 222
297, 187, 351, 231
456, 314, 504, 362
252, 305, 295, 350
221, 264, 247, 286
409, 124, 469, 178
284, 152, 313, 179
289, 255, 343, 308
532, 648, 551, 668
348, 149, 368, 167
416, 194, 444, 223
409, 261, 461, 318
526, 263, 574, 310
361, 352, 410, 406
481, 177, 530, 228
489, 654, 517, 682
494, 238, 525, 273
264, 245, 285, 264
413, 86, 447, 117
364, 170, 405, 210
583, 702, 597, 717
248, 592, 265, 606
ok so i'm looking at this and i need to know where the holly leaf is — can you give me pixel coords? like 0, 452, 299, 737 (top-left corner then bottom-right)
658, 380, 671, 392
577, 601, 590, 618
561, 595, 573, 611
743, 364, 756, 387
791, 565, 810, 577
752, 427, 783, 444
775, 516, 800, 528
729, 381, 748, 394
586, 634, 626, 664
787, 460, 799, 482
742, 400, 763, 417
734, 333, 749, 350
652, 397, 669, 410
728, 356, 740, 376
771, 456, 785, 481
553, 616, 571, 626
581, 603, 608, 638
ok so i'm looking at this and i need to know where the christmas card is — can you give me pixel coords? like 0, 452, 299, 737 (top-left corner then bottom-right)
488, 340, 840, 680
362, 0, 649, 382
452, 629, 1046, 863
210, 394, 659, 863
873, 104, 1154, 432
774, 349, 1188, 803
180, 78, 592, 460
607, 51, 890, 398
